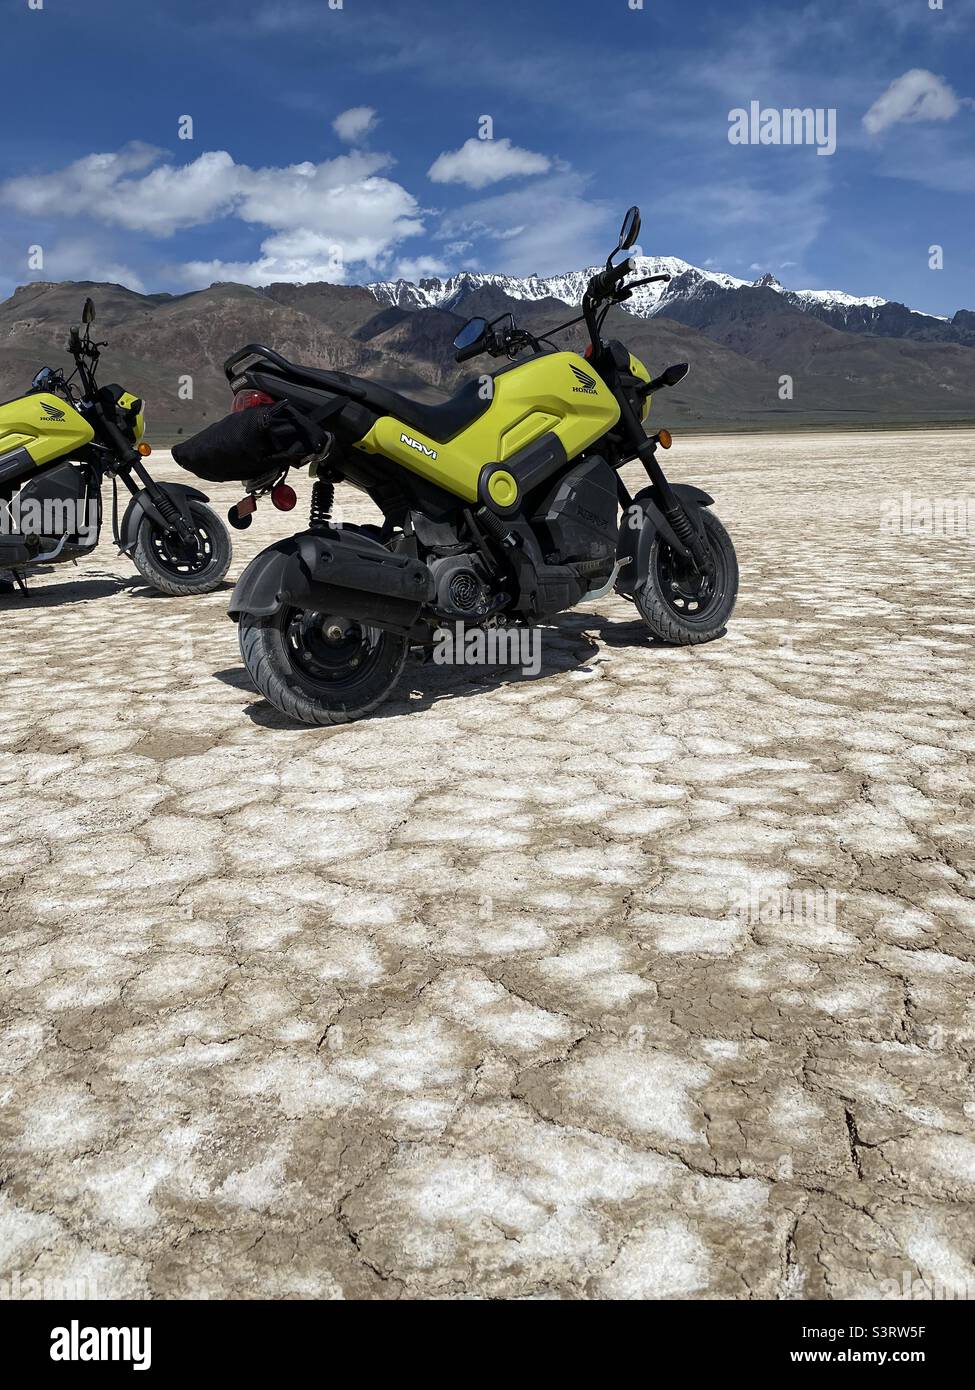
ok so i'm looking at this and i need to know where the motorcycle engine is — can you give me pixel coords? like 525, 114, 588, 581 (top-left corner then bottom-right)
532, 456, 618, 570
429, 553, 493, 619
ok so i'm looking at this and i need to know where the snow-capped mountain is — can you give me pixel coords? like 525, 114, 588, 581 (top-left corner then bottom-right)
369, 256, 886, 322
367, 256, 973, 344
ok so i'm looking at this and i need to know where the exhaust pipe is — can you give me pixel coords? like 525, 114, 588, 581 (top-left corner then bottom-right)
228, 528, 435, 634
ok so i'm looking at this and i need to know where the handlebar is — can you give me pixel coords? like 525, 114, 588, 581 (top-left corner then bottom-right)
92, 400, 140, 463
587, 258, 633, 300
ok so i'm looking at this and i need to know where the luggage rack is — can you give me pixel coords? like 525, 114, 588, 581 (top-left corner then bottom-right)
223, 344, 370, 405
224, 343, 297, 381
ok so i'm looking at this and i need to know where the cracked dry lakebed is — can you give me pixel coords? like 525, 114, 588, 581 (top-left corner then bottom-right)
1, 428, 974, 1301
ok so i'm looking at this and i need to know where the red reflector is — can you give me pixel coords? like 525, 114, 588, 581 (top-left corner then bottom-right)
583, 344, 593, 359
271, 483, 298, 512
232, 389, 274, 413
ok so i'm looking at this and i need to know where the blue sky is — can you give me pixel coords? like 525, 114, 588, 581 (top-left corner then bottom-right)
0, 0, 972, 314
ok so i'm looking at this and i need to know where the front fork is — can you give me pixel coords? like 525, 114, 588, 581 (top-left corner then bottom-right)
616, 392, 712, 574
113, 460, 197, 549
634, 438, 712, 574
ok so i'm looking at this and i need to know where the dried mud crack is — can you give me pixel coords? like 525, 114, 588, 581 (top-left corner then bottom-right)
1, 430, 974, 1300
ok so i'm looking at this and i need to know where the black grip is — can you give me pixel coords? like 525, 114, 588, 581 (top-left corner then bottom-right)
589, 258, 633, 298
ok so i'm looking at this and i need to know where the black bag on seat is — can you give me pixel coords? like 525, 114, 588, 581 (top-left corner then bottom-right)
172, 401, 330, 483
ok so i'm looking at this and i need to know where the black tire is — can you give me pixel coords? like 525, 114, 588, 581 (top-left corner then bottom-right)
635, 506, 738, 644
132, 500, 232, 596
239, 607, 408, 726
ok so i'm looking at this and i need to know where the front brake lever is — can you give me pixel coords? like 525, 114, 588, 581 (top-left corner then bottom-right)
622, 274, 672, 291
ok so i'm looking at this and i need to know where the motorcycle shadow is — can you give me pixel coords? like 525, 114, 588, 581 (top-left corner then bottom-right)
0, 573, 234, 609
0, 574, 126, 608
217, 610, 662, 729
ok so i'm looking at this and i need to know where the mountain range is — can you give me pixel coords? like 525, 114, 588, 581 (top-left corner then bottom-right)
369, 255, 975, 347
1, 252, 972, 439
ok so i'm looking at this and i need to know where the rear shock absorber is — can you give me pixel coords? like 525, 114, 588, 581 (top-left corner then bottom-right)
309, 478, 335, 532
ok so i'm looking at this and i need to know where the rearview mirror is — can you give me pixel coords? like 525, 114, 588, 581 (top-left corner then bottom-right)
660, 362, 689, 387
618, 206, 641, 252
453, 317, 488, 351
82, 297, 96, 324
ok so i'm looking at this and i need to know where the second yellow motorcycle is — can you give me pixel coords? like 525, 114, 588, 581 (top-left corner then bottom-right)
175, 206, 738, 725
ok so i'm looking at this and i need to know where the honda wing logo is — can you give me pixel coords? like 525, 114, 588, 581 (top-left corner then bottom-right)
40, 401, 66, 420
401, 433, 438, 461
570, 365, 598, 395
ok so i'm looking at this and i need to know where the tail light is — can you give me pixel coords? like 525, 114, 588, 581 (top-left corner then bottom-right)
271, 483, 297, 511
232, 389, 274, 413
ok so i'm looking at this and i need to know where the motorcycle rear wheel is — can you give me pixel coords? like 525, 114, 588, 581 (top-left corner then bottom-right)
239, 607, 408, 726
635, 506, 738, 644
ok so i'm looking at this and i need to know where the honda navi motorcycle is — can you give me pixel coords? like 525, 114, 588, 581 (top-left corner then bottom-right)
174, 207, 738, 726
0, 298, 231, 597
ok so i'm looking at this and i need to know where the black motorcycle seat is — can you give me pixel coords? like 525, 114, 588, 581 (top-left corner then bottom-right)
283, 364, 492, 444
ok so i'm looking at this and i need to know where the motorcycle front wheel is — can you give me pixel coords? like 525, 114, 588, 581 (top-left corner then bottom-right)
238, 607, 408, 726
132, 500, 232, 596
635, 506, 739, 645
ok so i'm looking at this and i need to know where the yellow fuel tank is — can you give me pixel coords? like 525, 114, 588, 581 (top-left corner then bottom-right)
354, 351, 621, 504
0, 392, 95, 468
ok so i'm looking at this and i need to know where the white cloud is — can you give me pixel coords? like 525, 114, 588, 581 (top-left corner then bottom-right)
333, 106, 379, 143
427, 137, 550, 190
863, 69, 966, 135
32, 237, 147, 293
680, 171, 831, 269
392, 255, 449, 281
177, 222, 421, 289
1, 144, 425, 286
436, 171, 610, 276
1, 145, 420, 245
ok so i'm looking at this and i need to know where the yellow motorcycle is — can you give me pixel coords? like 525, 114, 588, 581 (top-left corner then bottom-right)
175, 207, 738, 725
0, 298, 230, 597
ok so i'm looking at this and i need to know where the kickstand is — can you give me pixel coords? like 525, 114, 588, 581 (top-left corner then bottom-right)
13, 571, 28, 594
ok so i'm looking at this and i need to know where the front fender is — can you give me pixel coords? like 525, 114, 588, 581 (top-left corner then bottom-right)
616, 483, 714, 594
119, 482, 210, 553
